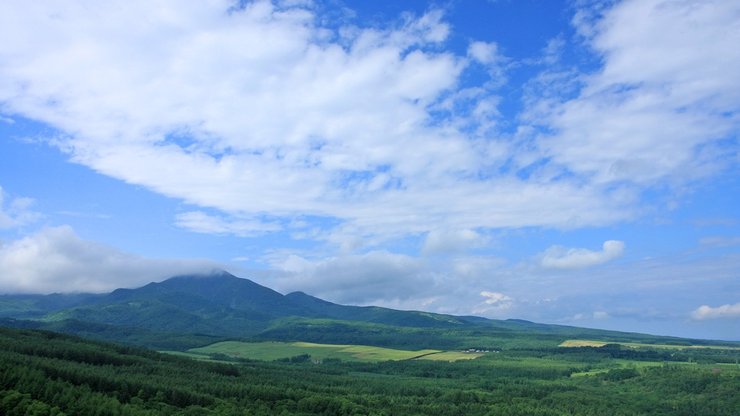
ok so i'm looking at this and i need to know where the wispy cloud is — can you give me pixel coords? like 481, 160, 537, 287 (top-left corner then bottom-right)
699, 236, 740, 248
473, 291, 513, 315
540, 240, 625, 269
175, 211, 281, 237
0, 186, 41, 229
691, 303, 740, 320
5, 1, 731, 243
528, 0, 740, 185
422, 228, 486, 255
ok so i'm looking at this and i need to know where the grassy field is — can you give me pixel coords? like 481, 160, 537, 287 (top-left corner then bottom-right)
185, 341, 484, 362
560, 339, 740, 350
567, 359, 697, 377
188, 341, 440, 362
417, 351, 485, 361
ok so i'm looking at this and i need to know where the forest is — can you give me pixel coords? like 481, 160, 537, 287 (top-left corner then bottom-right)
1, 326, 738, 415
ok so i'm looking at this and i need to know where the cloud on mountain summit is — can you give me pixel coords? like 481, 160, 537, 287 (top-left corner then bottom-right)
0, 226, 215, 294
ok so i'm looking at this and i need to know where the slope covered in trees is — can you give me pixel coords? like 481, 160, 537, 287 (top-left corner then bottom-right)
2, 271, 736, 351
1, 326, 738, 415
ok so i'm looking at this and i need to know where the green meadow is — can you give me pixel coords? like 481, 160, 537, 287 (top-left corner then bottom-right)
185, 340, 483, 362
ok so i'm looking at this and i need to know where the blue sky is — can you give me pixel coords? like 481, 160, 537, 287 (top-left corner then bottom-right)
0, 0, 739, 340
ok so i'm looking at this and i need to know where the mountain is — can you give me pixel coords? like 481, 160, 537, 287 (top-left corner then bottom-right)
0, 270, 471, 348
1, 270, 737, 350
0, 292, 104, 319
1, 271, 470, 333
284, 290, 470, 327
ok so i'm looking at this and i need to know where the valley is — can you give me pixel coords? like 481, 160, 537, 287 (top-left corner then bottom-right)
1, 272, 739, 415
2, 326, 738, 415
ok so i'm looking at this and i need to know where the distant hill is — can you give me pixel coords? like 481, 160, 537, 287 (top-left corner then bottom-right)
1, 270, 737, 350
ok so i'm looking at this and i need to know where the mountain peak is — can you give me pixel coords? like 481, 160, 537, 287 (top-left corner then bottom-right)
166, 269, 237, 281
285, 291, 310, 297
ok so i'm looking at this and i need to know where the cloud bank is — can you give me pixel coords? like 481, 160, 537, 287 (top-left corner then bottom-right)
267, 250, 428, 305
691, 303, 740, 320
0, 226, 216, 293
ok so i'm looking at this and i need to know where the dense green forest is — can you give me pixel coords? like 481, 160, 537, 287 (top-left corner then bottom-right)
1, 326, 738, 415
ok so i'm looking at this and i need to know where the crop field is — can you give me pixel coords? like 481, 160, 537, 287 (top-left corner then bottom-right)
417, 351, 485, 361
4, 327, 740, 415
186, 341, 484, 362
560, 339, 740, 350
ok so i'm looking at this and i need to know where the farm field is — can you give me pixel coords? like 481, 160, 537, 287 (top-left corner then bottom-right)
3, 327, 740, 415
560, 339, 740, 350
417, 351, 486, 361
185, 340, 484, 362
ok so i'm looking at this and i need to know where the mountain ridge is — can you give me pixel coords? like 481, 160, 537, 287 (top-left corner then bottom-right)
2, 270, 738, 350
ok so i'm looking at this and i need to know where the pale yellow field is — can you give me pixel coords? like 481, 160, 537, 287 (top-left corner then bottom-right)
189, 341, 442, 362
559, 340, 608, 347
559, 339, 740, 350
417, 351, 485, 361
186, 341, 485, 362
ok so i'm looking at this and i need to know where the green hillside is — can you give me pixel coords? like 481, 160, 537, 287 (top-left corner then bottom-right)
1, 326, 739, 415
1, 271, 737, 352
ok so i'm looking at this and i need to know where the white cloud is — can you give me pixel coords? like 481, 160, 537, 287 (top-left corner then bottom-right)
247, 248, 514, 316
691, 303, 740, 320
422, 228, 485, 255
0, 226, 216, 293
468, 41, 500, 65
532, 0, 740, 185
175, 211, 280, 237
0, 186, 41, 229
472, 291, 513, 315
266, 250, 427, 304
480, 291, 512, 306
451, 255, 505, 279
541, 240, 625, 269
0, 0, 649, 243
0, 0, 736, 321
242, 245, 740, 339
592, 311, 609, 320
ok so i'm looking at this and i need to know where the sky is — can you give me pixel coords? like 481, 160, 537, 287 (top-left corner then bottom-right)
0, 0, 738, 340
